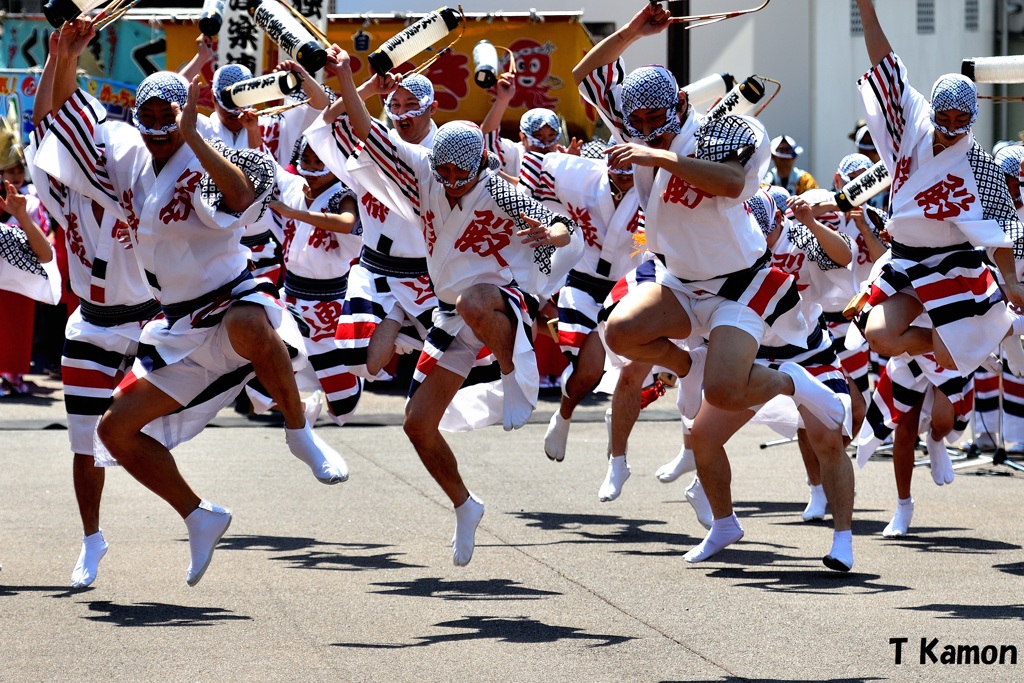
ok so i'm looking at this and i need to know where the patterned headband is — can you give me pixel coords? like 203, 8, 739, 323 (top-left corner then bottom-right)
837, 153, 873, 185
930, 74, 978, 135
621, 66, 681, 142
385, 74, 435, 121
746, 188, 777, 237
295, 137, 332, 178
430, 121, 491, 189
766, 185, 791, 215
994, 144, 1024, 180
213, 64, 253, 110
133, 71, 190, 135
520, 108, 561, 149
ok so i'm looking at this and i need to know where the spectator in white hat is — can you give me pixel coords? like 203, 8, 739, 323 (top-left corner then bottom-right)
763, 134, 818, 195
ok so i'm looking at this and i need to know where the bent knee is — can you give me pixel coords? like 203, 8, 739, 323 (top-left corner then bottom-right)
863, 328, 900, 358
702, 383, 748, 413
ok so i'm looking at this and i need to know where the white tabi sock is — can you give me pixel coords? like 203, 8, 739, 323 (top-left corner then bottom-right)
184, 501, 232, 587
71, 530, 108, 588
676, 346, 707, 420
780, 362, 846, 431
501, 370, 533, 431
823, 529, 854, 572
685, 476, 713, 530
598, 455, 631, 502
656, 447, 696, 483
1002, 336, 1024, 378
544, 412, 571, 462
802, 484, 828, 522
684, 513, 744, 563
926, 433, 955, 486
286, 423, 349, 484
882, 497, 914, 537
452, 494, 485, 567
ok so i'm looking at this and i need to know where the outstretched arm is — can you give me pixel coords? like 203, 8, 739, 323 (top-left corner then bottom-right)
607, 143, 747, 198
790, 196, 853, 267
32, 30, 62, 126
572, 3, 671, 86
269, 195, 358, 234
855, 0, 893, 67
52, 18, 96, 114
319, 47, 372, 140
481, 72, 516, 135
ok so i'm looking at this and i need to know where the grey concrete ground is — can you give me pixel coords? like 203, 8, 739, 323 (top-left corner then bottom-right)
1, 374, 1023, 682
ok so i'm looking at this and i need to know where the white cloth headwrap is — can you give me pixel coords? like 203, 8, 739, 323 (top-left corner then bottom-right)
519, 108, 560, 149
621, 66, 681, 142
133, 71, 189, 135
746, 188, 777, 237
295, 136, 332, 178
766, 185, 791, 216
385, 74, 435, 121
994, 144, 1024, 180
213, 64, 253, 111
930, 74, 978, 135
837, 153, 873, 185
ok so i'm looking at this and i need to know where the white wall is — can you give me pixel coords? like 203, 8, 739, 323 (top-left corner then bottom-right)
334, 1, 1010, 183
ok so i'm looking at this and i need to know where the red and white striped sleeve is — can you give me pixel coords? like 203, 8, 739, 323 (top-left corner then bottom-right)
577, 58, 628, 141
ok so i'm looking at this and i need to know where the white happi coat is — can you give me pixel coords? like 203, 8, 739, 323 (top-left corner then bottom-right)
308, 116, 436, 260
278, 171, 361, 281
860, 52, 1014, 251
522, 152, 644, 282
0, 222, 59, 304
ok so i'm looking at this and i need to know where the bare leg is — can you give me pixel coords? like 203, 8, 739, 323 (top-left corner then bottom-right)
560, 331, 606, 419
687, 402, 755, 519
884, 395, 924, 537
863, 293, 933, 359
366, 318, 402, 376
74, 453, 104, 535
603, 283, 693, 375
225, 303, 304, 429
802, 412, 854, 532
97, 380, 199, 518
609, 360, 652, 457
456, 284, 516, 373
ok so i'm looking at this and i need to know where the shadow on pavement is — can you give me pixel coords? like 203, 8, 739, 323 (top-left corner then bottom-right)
701, 567, 910, 596
508, 510, 696, 548
81, 600, 251, 627
215, 534, 424, 571
899, 603, 1024, 620
0, 584, 83, 599
877, 530, 1020, 555
369, 577, 561, 601
667, 678, 886, 683
994, 560, 1024, 576
333, 615, 633, 648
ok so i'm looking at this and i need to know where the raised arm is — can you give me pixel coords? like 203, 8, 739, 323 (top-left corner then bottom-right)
276, 59, 330, 111
178, 34, 216, 83
0, 181, 53, 263
572, 3, 671, 86
481, 72, 516, 135
177, 77, 255, 212
790, 196, 853, 267
320, 48, 372, 140
855, 0, 893, 67
32, 30, 61, 126
52, 18, 96, 114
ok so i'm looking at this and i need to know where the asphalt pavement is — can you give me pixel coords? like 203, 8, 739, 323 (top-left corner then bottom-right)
1, 373, 1023, 682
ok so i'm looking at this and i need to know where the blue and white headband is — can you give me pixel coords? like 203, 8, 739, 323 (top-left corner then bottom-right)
295, 137, 332, 178
837, 153, 873, 185
621, 66, 681, 142
385, 74, 435, 122
519, 108, 561, 150
766, 185, 791, 218
995, 144, 1024, 180
581, 138, 632, 175
930, 74, 978, 136
746, 189, 777, 237
430, 121, 497, 189
212, 64, 253, 112
133, 71, 189, 136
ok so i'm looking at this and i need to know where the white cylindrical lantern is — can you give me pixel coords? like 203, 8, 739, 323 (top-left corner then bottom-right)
834, 161, 891, 211
199, 0, 228, 36
220, 71, 304, 110
473, 40, 500, 89
682, 72, 735, 108
368, 7, 463, 77
248, 0, 327, 74
43, 0, 108, 28
962, 56, 1024, 84
703, 76, 766, 122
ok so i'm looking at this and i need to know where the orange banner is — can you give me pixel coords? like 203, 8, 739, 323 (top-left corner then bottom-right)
165, 14, 597, 139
